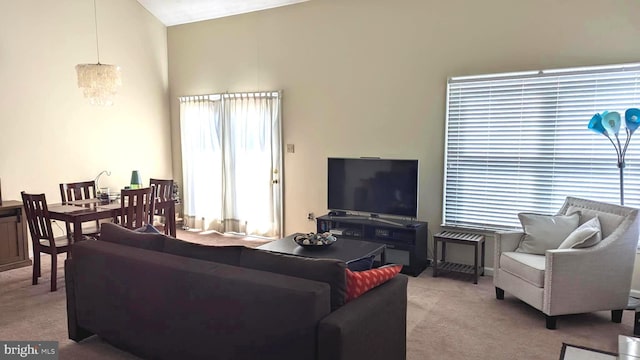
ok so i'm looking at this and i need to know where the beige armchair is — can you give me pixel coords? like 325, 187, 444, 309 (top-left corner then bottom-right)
493, 196, 640, 329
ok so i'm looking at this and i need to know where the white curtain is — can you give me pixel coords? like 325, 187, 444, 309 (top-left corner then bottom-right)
179, 92, 282, 238
179, 96, 223, 226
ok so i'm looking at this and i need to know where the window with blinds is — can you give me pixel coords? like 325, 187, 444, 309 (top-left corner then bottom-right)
443, 63, 640, 230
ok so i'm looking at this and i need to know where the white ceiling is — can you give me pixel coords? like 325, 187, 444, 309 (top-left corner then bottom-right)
136, 0, 309, 26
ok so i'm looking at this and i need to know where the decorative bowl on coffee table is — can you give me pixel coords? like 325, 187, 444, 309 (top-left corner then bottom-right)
293, 232, 337, 249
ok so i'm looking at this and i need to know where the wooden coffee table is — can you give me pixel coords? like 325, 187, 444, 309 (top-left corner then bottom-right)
257, 233, 386, 264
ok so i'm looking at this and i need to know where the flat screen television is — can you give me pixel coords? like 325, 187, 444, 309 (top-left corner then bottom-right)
327, 157, 419, 218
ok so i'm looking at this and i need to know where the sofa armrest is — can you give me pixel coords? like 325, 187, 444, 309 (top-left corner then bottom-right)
65, 259, 94, 342
318, 274, 408, 360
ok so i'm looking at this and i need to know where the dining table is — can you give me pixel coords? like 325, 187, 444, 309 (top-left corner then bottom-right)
48, 198, 176, 245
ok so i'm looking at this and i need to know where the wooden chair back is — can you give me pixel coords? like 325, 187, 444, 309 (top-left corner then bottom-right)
149, 178, 176, 237
59, 180, 100, 236
59, 180, 97, 203
22, 192, 56, 246
150, 178, 173, 202
119, 186, 155, 230
21, 191, 70, 291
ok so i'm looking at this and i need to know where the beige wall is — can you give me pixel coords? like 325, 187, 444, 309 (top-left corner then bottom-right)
167, 0, 640, 225
167, 0, 640, 284
0, 0, 171, 205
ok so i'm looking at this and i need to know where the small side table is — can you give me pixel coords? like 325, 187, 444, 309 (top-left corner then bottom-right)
433, 231, 485, 284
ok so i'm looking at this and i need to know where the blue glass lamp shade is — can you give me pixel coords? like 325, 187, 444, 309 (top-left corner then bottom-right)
601, 111, 621, 136
588, 113, 608, 136
625, 108, 640, 134
587, 108, 636, 206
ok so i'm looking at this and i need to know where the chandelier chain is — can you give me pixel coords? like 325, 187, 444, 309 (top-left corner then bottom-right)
94, 0, 100, 64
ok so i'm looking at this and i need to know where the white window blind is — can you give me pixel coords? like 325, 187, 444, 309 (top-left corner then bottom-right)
444, 63, 640, 230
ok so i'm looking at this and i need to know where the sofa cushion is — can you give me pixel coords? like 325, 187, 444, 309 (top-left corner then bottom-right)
345, 255, 376, 271
345, 264, 402, 302
239, 248, 347, 310
558, 216, 602, 249
516, 212, 580, 255
162, 237, 244, 266
100, 223, 166, 251
500, 252, 545, 288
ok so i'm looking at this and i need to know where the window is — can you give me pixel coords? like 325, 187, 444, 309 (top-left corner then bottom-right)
443, 63, 640, 230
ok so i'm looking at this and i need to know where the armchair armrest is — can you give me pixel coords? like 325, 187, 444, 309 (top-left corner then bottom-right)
544, 244, 635, 315
494, 231, 523, 254
318, 275, 408, 360
493, 231, 524, 286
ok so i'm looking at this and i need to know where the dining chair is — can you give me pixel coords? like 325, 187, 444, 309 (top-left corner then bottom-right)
119, 186, 156, 230
60, 180, 97, 203
59, 180, 100, 238
21, 191, 71, 292
150, 178, 173, 201
149, 178, 176, 236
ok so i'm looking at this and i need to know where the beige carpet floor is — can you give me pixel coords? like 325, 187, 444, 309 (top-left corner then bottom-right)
0, 231, 635, 359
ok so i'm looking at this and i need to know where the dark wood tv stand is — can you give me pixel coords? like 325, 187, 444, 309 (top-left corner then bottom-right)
316, 214, 428, 276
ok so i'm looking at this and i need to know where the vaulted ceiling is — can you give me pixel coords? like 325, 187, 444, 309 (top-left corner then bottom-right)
136, 0, 309, 26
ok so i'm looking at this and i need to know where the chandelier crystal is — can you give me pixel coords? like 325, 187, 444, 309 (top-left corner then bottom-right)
76, 63, 121, 106
76, 0, 121, 106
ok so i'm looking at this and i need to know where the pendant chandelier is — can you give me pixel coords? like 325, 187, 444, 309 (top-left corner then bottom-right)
76, 0, 121, 106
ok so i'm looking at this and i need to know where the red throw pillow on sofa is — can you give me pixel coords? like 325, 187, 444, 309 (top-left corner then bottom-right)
345, 264, 402, 302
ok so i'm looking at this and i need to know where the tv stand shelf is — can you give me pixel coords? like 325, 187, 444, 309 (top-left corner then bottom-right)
316, 214, 428, 276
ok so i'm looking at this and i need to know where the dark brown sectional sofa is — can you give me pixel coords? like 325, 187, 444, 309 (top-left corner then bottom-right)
65, 223, 408, 360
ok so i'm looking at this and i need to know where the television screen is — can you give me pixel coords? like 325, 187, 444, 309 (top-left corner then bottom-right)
327, 158, 419, 218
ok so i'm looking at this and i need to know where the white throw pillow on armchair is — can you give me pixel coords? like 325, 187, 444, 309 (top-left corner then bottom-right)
557, 216, 602, 249
515, 212, 580, 255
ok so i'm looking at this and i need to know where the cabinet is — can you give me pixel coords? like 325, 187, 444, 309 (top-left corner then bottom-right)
316, 214, 428, 276
0, 201, 31, 272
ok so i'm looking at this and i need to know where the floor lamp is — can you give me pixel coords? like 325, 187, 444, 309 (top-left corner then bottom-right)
588, 108, 640, 308
588, 108, 640, 205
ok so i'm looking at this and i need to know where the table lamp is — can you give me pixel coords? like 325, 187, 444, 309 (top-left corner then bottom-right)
130, 170, 142, 189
